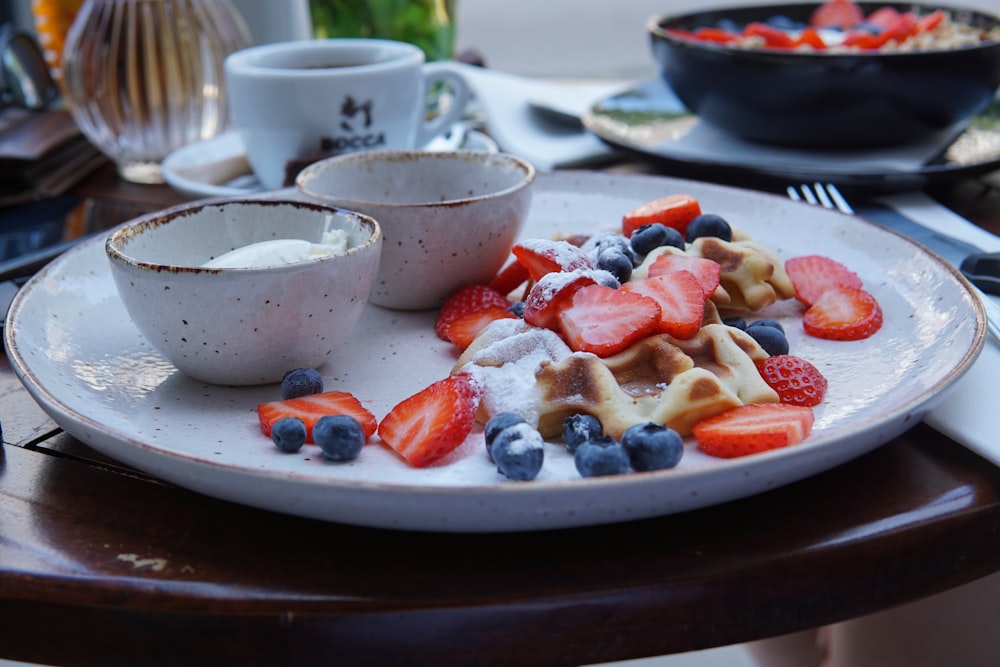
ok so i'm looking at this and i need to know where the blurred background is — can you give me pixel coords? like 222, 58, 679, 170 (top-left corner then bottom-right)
4, 0, 998, 82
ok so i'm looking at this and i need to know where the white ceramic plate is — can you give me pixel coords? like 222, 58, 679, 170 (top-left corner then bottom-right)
5, 172, 985, 532
161, 130, 500, 198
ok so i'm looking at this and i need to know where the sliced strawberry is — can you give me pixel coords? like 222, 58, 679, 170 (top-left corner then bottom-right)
916, 9, 945, 33
258, 391, 377, 443
867, 6, 901, 29
756, 355, 828, 407
556, 284, 661, 357
488, 259, 531, 297
809, 0, 864, 29
621, 271, 705, 340
691, 27, 739, 44
523, 270, 602, 331
694, 403, 815, 458
622, 194, 702, 238
435, 284, 510, 341
511, 239, 593, 282
842, 30, 882, 49
785, 254, 863, 307
880, 11, 918, 44
794, 26, 827, 49
802, 286, 883, 341
743, 22, 796, 48
377, 374, 481, 468
442, 305, 517, 349
647, 253, 721, 298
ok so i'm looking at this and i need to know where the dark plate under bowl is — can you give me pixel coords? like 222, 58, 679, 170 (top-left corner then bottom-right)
648, 2, 1000, 148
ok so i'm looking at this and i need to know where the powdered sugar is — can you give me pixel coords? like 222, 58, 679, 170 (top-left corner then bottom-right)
459, 320, 573, 426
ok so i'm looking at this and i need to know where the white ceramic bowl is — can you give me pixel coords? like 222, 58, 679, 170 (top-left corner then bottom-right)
296, 150, 535, 310
105, 198, 382, 385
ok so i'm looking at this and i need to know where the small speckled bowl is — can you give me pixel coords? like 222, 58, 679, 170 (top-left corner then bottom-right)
296, 150, 535, 310
105, 198, 382, 386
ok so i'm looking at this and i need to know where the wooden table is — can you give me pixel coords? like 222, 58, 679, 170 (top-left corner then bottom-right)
3, 162, 1000, 667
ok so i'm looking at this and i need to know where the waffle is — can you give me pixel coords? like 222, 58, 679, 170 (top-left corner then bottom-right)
457, 321, 778, 440
632, 230, 795, 311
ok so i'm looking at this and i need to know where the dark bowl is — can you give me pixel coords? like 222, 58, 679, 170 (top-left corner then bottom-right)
648, 3, 1000, 148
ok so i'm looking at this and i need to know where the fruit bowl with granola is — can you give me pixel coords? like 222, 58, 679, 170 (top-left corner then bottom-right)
5, 171, 985, 532
648, 0, 1000, 148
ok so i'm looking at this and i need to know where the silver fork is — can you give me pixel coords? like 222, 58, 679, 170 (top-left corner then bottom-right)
788, 182, 1000, 344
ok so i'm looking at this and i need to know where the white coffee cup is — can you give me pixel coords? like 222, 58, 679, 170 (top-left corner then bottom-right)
224, 39, 471, 190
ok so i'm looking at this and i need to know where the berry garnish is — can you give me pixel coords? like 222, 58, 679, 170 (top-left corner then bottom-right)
574, 436, 631, 477
622, 194, 702, 238
563, 413, 603, 453
270, 417, 307, 453
745, 323, 790, 356
492, 423, 545, 481
377, 374, 481, 468
511, 238, 593, 281
441, 305, 517, 350
802, 285, 883, 341
435, 284, 511, 342
756, 355, 828, 407
484, 412, 528, 462
646, 253, 722, 298
785, 254, 863, 307
258, 391, 377, 443
685, 213, 732, 243
280, 368, 324, 400
810, 0, 865, 29
522, 270, 606, 331
621, 422, 684, 472
313, 415, 366, 462
693, 403, 815, 458
557, 284, 662, 357
630, 223, 685, 256
597, 247, 633, 283
621, 271, 705, 340
488, 259, 532, 297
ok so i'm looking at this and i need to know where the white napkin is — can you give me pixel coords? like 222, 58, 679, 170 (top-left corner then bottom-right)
877, 191, 1000, 465
451, 63, 626, 170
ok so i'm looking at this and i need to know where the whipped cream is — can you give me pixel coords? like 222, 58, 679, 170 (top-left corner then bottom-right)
202, 228, 350, 269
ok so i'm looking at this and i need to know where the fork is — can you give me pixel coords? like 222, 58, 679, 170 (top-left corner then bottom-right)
788, 182, 1000, 344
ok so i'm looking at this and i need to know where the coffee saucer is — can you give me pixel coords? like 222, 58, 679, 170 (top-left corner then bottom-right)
162, 129, 499, 198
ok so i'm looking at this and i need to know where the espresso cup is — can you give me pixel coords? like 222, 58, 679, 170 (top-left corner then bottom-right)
224, 39, 471, 190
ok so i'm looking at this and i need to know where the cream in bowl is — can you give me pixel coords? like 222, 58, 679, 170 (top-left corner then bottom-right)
296, 150, 535, 310
105, 198, 382, 386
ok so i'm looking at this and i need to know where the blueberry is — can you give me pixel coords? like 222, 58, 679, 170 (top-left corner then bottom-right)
685, 214, 732, 243
313, 415, 365, 462
509, 301, 526, 318
587, 233, 638, 265
280, 368, 324, 400
746, 324, 790, 356
271, 417, 307, 453
563, 413, 603, 453
750, 318, 785, 334
765, 15, 804, 31
723, 316, 747, 330
597, 248, 633, 283
574, 436, 631, 477
621, 422, 683, 472
484, 412, 528, 461
630, 223, 685, 256
492, 423, 545, 481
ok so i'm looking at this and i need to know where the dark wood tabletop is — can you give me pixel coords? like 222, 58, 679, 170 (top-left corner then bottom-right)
3, 160, 1000, 667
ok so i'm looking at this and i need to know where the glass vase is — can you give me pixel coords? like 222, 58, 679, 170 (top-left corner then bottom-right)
60, 0, 251, 183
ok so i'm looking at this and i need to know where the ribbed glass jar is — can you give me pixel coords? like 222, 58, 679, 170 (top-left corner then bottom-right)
61, 0, 251, 183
